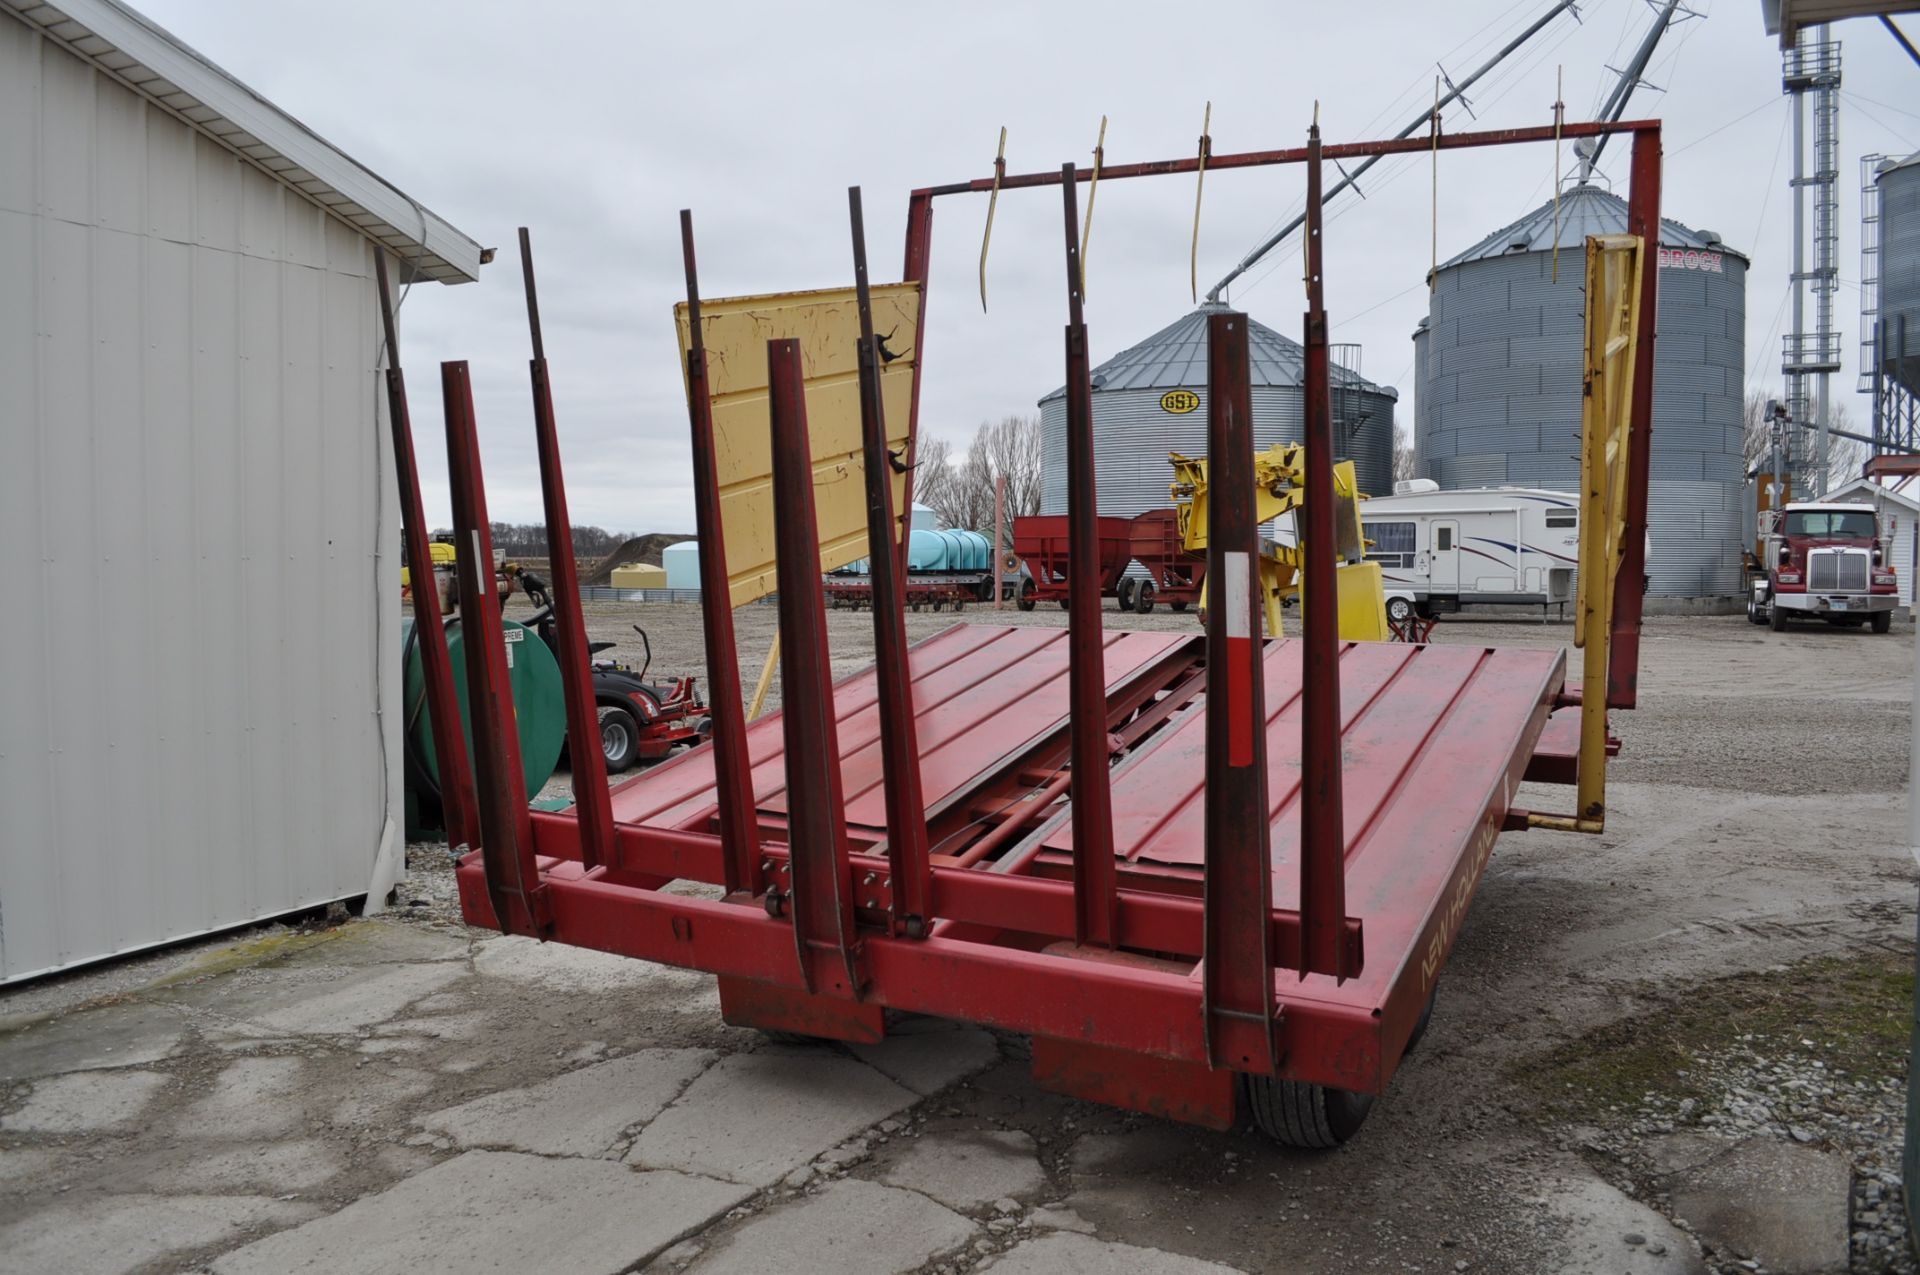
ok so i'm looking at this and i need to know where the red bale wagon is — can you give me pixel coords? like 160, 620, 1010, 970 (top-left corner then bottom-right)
1011, 514, 1134, 611
399, 117, 1661, 1146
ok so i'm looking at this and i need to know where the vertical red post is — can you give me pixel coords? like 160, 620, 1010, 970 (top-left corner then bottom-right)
1299, 123, 1351, 981
993, 475, 1007, 610
1610, 126, 1662, 711
767, 338, 863, 997
518, 227, 615, 873
1202, 310, 1279, 1071
679, 212, 764, 897
441, 361, 545, 934
1058, 163, 1118, 950
374, 253, 477, 854
848, 186, 933, 937
896, 192, 936, 582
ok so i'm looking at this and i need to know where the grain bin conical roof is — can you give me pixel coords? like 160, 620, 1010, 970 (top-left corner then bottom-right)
1437, 183, 1748, 269
1039, 303, 1395, 404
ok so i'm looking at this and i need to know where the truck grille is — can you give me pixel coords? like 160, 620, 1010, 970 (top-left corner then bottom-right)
1808, 550, 1869, 592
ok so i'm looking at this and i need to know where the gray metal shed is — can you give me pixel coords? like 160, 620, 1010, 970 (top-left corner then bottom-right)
0, 0, 481, 982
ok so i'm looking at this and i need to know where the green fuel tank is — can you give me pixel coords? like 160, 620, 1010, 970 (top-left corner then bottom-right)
401, 615, 568, 803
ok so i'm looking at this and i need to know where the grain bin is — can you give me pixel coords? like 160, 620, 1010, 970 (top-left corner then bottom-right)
1413, 184, 1749, 599
1878, 151, 1920, 404
1039, 304, 1398, 520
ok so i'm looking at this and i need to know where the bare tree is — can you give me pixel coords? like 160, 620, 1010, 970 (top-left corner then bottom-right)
911, 416, 1041, 536
1391, 425, 1418, 485
1745, 390, 1869, 490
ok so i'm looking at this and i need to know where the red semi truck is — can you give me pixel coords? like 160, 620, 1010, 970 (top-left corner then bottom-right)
1748, 501, 1900, 633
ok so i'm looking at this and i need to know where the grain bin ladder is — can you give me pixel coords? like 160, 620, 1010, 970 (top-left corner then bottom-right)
404, 116, 1663, 1144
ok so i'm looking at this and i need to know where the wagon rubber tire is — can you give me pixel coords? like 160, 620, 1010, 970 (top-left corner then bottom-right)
1769, 599, 1787, 632
1059, 597, 1071, 611
1386, 596, 1415, 625
1170, 599, 1188, 613
1243, 1075, 1375, 1149
1018, 580, 1037, 612
1873, 610, 1893, 634
1134, 581, 1156, 614
597, 705, 640, 775
1116, 579, 1137, 611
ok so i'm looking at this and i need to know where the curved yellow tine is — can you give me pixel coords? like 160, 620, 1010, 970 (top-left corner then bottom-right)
979, 126, 1007, 313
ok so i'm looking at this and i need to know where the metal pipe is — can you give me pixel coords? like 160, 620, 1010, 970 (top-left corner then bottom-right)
1577, 0, 1680, 179
373, 253, 478, 855
1299, 122, 1350, 981
1206, 0, 1578, 302
1609, 129, 1662, 711
849, 186, 933, 938
1202, 308, 1279, 1069
767, 338, 863, 997
678, 212, 764, 897
1058, 162, 1118, 950
517, 227, 615, 873
440, 361, 545, 935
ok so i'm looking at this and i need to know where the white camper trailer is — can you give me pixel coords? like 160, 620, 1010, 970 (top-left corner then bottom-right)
1359, 481, 1579, 621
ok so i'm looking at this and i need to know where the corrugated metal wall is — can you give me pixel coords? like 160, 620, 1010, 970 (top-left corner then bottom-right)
1883, 158, 1920, 397
1415, 248, 1748, 597
0, 18, 402, 982
1039, 386, 1398, 518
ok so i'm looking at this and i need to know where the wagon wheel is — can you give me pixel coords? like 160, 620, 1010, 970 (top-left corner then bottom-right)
1116, 578, 1137, 611
1058, 597, 1071, 611
1134, 580, 1156, 614
1018, 579, 1037, 612
1243, 1076, 1375, 1149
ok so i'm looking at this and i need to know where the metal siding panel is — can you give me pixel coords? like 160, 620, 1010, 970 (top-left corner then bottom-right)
1435, 398, 1507, 430
0, 206, 57, 979
37, 37, 91, 224
1657, 268, 1708, 308
1445, 278, 1513, 318
1506, 333, 1577, 366
1456, 307, 1543, 343
1505, 394, 1581, 427
280, 259, 327, 905
239, 251, 285, 923
1455, 423, 1540, 453
0, 16, 36, 215
240, 161, 283, 261
1651, 450, 1706, 481
1505, 451, 1579, 485
1431, 340, 1509, 378
1456, 364, 1541, 400
1437, 454, 1509, 487
285, 193, 326, 269
194, 132, 240, 251
92, 71, 143, 233
144, 106, 191, 242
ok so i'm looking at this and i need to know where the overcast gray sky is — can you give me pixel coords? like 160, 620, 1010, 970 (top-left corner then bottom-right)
143, 0, 1920, 532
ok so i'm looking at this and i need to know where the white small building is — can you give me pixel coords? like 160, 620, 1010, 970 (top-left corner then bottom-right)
1826, 475, 1920, 610
1, 0, 481, 982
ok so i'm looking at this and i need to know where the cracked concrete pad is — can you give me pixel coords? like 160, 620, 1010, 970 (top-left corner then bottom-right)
167, 1140, 345, 1194
0, 1193, 314, 1275
328, 1065, 436, 1128
251, 963, 467, 1035
1540, 1173, 1702, 1275
418, 1048, 715, 1157
181, 1058, 306, 1138
0, 1147, 60, 1191
371, 1012, 489, 1041
979, 1232, 1245, 1274
877, 1128, 1044, 1210
1667, 1136, 1849, 1274
0, 1003, 184, 1079
849, 1017, 1001, 1096
1, 1068, 169, 1133
211, 1150, 750, 1275
472, 935, 716, 1002
628, 1048, 917, 1187
689, 1178, 975, 1275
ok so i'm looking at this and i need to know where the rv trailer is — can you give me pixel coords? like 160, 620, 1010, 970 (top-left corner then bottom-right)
1360, 481, 1579, 621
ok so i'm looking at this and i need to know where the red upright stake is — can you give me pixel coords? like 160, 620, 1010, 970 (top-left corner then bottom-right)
1610, 129, 1662, 711
679, 213, 764, 897
849, 187, 933, 937
441, 361, 545, 934
1299, 120, 1351, 981
766, 339, 863, 997
374, 253, 477, 854
518, 227, 615, 873
1202, 310, 1279, 1071
1058, 163, 1118, 950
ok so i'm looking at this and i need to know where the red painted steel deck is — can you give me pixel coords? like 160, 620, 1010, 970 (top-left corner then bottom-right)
603, 624, 1196, 837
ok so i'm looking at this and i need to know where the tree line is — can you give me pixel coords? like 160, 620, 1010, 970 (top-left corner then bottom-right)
913, 415, 1043, 537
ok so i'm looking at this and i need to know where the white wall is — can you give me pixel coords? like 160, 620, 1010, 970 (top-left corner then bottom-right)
0, 16, 402, 982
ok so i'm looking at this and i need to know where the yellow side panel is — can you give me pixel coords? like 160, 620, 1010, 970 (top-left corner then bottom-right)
675, 283, 921, 608
1333, 560, 1391, 642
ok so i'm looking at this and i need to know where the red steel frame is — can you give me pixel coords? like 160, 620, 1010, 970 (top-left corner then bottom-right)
417, 117, 1662, 1126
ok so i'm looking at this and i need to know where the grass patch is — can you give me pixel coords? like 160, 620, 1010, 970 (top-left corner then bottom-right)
1512, 947, 1915, 1122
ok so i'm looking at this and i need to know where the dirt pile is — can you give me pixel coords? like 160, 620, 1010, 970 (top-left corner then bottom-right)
580, 533, 695, 586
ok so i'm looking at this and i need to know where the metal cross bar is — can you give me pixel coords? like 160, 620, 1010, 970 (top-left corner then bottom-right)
767, 338, 865, 998
373, 252, 477, 855
440, 361, 546, 934
1058, 163, 1119, 950
848, 187, 934, 938
678, 212, 765, 897
517, 227, 615, 873
1610, 129, 1663, 711
1298, 122, 1351, 981
1202, 309, 1279, 1072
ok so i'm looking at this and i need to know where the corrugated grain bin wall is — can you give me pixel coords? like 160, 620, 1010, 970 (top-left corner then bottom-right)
1414, 185, 1749, 598
1880, 152, 1920, 400
1039, 305, 1398, 519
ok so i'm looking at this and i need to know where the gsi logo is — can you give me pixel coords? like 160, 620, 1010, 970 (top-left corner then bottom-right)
1160, 389, 1200, 414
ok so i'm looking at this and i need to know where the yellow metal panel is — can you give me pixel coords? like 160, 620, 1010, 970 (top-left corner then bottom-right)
675, 283, 921, 608
610, 564, 667, 589
1333, 561, 1390, 641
